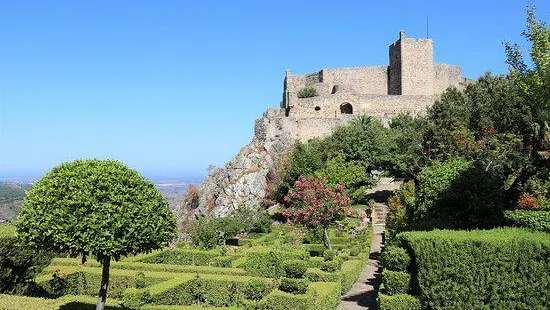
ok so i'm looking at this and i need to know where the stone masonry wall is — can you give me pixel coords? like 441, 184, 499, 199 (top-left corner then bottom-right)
400, 37, 434, 96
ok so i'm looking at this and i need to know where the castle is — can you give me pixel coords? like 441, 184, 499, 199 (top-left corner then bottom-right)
179, 31, 472, 219
260, 31, 471, 142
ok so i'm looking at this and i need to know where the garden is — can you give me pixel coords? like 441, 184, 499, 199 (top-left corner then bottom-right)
0, 207, 373, 310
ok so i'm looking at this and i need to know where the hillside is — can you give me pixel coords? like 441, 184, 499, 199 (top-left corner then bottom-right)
0, 182, 30, 223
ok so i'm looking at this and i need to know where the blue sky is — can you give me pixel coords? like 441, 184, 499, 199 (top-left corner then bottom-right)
0, 0, 548, 180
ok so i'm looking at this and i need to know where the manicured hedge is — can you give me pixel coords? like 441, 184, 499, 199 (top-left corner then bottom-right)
37, 266, 175, 298
51, 258, 247, 276
143, 306, 240, 310
127, 248, 236, 266
0, 294, 59, 310
397, 228, 550, 310
504, 210, 550, 232
381, 270, 409, 295
243, 247, 309, 278
125, 273, 272, 308
0, 225, 16, 237
379, 246, 409, 272
377, 293, 421, 310
0, 294, 125, 310
305, 259, 362, 294
259, 281, 341, 310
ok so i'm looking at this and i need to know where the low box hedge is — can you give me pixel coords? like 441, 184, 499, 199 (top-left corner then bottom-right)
381, 270, 409, 295
377, 293, 421, 310
397, 228, 550, 310
0, 294, 125, 310
126, 273, 272, 308
504, 209, 550, 233
50, 258, 248, 276
0, 294, 60, 310
243, 247, 308, 278
259, 281, 341, 310
127, 248, 234, 266
37, 266, 176, 298
305, 259, 362, 294
380, 246, 410, 272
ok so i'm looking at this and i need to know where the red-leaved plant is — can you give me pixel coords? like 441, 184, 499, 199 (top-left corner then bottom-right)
283, 175, 350, 249
518, 193, 540, 209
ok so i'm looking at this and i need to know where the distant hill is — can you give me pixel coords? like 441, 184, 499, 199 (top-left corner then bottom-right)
0, 181, 30, 223
0, 179, 199, 222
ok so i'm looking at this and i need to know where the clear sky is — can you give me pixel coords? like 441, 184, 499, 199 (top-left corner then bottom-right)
0, 0, 548, 181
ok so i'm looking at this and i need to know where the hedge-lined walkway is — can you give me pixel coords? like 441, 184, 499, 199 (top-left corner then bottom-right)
338, 204, 386, 310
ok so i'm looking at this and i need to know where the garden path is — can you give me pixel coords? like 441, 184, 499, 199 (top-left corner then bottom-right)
337, 203, 386, 310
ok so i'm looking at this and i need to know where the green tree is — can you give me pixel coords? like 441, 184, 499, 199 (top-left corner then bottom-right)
324, 116, 393, 171
16, 159, 177, 310
505, 6, 550, 157
314, 155, 375, 203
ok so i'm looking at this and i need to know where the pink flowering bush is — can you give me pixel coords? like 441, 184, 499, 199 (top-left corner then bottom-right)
283, 175, 350, 249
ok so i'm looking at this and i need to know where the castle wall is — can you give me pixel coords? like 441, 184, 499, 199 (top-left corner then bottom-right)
400, 38, 434, 96
388, 41, 402, 95
434, 63, 463, 94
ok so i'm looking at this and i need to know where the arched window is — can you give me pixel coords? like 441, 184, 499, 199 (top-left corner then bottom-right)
340, 103, 353, 114
331, 85, 338, 94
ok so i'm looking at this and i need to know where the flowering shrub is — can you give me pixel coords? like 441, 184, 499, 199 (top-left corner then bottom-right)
283, 176, 350, 249
518, 193, 540, 209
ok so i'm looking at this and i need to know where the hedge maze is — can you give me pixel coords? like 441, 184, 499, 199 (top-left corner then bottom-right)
0, 224, 372, 309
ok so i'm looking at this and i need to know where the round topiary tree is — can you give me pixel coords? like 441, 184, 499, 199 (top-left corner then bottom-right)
16, 159, 177, 310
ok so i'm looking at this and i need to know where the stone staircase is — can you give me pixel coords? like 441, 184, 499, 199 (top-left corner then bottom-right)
371, 203, 388, 225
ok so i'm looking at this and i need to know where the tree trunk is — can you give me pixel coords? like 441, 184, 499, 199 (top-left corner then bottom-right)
96, 256, 110, 310
323, 227, 332, 250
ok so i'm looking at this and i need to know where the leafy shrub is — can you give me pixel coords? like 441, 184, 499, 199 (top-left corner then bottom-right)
518, 173, 550, 210
188, 217, 221, 249
297, 85, 318, 98
279, 277, 309, 295
382, 270, 410, 295
320, 260, 341, 272
386, 181, 415, 235
244, 278, 271, 301
397, 228, 550, 309
380, 246, 410, 272
504, 210, 550, 232
283, 260, 308, 279
412, 158, 503, 228
377, 293, 421, 310
314, 155, 374, 203
0, 234, 53, 295
323, 249, 337, 261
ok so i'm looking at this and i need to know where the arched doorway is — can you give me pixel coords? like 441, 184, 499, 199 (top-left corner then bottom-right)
340, 103, 353, 114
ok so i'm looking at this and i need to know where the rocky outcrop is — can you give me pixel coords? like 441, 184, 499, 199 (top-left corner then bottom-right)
175, 109, 297, 222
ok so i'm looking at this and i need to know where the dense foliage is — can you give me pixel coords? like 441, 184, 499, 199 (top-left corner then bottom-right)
186, 205, 271, 249
16, 159, 177, 309
504, 209, 550, 232
0, 226, 52, 295
397, 228, 550, 309
274, 117, 392, 205
283, 176, 350, 249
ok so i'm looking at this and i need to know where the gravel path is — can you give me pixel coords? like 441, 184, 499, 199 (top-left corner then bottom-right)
337, 214, 385, 309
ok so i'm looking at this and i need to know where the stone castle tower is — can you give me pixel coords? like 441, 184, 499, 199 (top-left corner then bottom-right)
277, 31, 471, 141
178, 31, 472, 219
